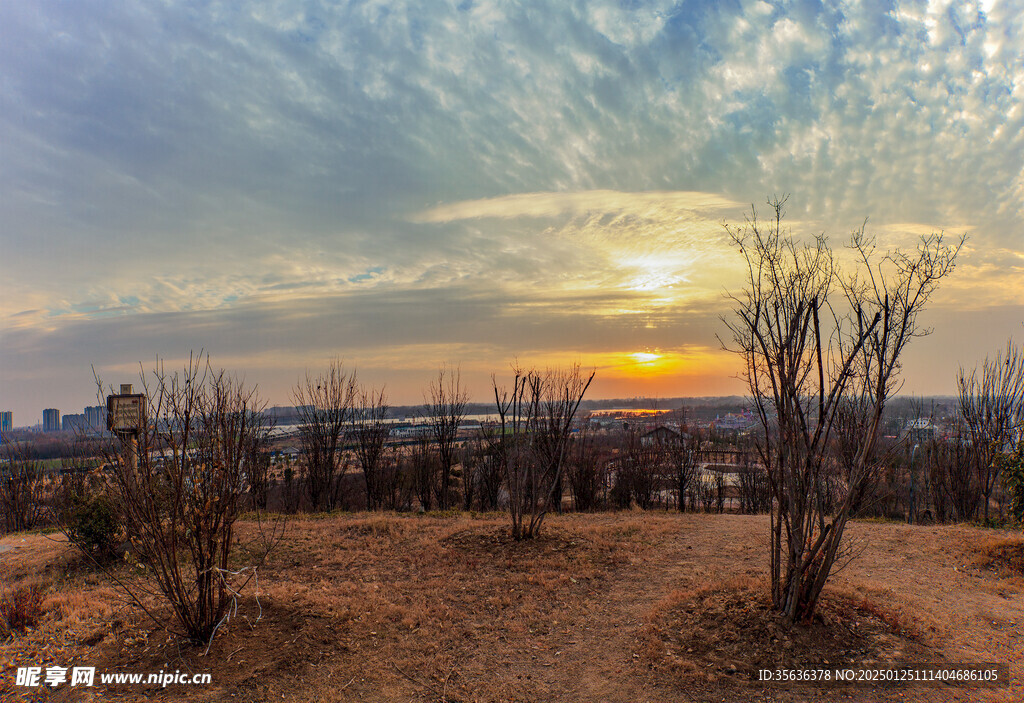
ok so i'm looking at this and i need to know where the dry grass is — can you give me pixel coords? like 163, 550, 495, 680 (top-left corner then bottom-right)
972, 535, 1024, 587
0, 513, 1020, 702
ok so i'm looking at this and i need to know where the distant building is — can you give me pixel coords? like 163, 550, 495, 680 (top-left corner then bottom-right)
85, 405, 106, 431
904, 418, 936, 445
43, 408, 60, 433
0, 410, 11, 437
62, 413, 86, 433
392, 424, 432, 439
712, 411, 757, 432
641, 426, 682, 447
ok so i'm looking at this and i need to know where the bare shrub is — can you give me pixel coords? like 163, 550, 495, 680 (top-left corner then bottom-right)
0, 583, 45, 637
100, 355, 278, 644
491, 364, 594, 539
722, 196, 961, 622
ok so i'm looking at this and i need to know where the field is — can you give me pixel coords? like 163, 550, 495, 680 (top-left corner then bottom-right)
1, 512, 1023, 702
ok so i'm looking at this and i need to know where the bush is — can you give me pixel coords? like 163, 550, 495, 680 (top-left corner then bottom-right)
998, 448, 1024, 524
66, 494, 120, 557
0, 585, 44, 637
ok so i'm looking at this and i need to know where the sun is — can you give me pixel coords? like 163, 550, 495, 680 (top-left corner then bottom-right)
630, 352, 662, 364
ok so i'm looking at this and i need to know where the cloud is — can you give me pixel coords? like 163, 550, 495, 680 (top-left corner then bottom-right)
2, 0, 1023, 420
410, 190, 739, 222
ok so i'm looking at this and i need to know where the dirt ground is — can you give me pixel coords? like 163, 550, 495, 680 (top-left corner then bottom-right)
1, 512, 1022, 702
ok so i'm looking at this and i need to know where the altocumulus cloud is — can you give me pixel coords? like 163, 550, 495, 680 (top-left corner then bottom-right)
1, 0, 1022, 419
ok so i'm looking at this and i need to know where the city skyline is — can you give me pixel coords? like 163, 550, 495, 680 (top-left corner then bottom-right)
3, 1, 1024, 423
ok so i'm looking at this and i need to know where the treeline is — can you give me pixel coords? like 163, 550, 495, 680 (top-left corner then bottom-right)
259, 424, 772, 517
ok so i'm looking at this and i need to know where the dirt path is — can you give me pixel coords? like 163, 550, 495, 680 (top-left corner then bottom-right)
531, 514, 764, 702
561, 516, 698, 702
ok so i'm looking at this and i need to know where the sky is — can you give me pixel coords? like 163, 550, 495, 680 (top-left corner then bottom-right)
2, 0, 1023, 425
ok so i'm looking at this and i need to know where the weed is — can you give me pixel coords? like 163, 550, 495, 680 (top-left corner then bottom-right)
0, 584, 45, 637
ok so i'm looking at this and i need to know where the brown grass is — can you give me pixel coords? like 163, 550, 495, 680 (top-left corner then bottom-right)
0, 513, 1020, 702
972, 535, 1024, 587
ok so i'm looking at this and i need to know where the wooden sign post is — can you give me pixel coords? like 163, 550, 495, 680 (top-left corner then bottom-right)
108, 385, 146, 471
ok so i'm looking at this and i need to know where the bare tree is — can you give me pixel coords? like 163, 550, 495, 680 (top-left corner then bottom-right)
566, 429, 605, 512
245, 436, 273, 511
737, 465, 770, 514
492, 364, 594, 539
364, 445, 404, 511
731, 436, 770, 514
927, 421, 978, 522
923, 438, 950, 523
405, 435, 436, 511
619, 430, 664, 510
386, 446, 416, 511
100, 355, 277, 644
957, 341, 1024, 523
694, 472, 715, 512
353, 386, 392, 511
279, 455, 302, 514
535, 366, 596, 517
292, 360, 357, 512
666, 426, 702, 512
469, 435, 504, 512
722, 196, 961, 623
0, 439, 45, 533
425, 366, 469, 510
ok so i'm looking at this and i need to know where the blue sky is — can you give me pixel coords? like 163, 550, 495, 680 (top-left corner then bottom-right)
2, 0, 1023, 423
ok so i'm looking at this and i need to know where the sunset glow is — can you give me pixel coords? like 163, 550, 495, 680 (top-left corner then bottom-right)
630, 352, 662, 365
2, 2, 1022, 423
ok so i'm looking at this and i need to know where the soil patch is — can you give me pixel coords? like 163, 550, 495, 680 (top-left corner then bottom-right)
643, 580, 942, 694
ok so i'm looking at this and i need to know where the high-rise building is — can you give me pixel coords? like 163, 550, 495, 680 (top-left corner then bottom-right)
43, 408, 60, 433
0, 411, 11, 437
85, 405, 106, 431
62, 413, 86, 433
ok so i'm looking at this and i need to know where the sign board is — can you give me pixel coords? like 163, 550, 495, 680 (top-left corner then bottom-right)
107, 394, 146, 432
